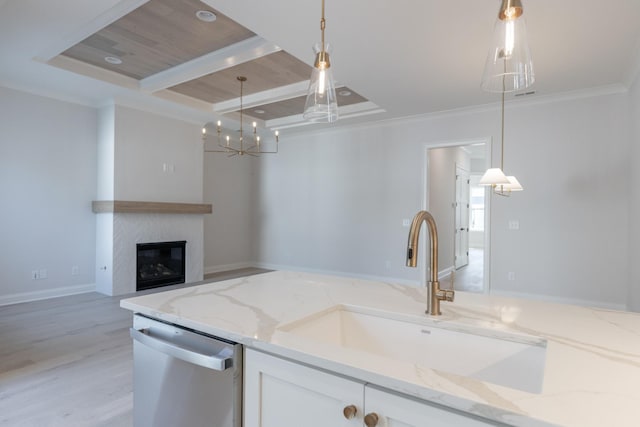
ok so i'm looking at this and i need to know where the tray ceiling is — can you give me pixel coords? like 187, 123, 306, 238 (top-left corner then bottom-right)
49, 0, 377, 130
62, 0, 256, 80
169, 51, 311, 104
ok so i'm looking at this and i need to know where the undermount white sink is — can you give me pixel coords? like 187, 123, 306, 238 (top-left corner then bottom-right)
278, 305, 547, 393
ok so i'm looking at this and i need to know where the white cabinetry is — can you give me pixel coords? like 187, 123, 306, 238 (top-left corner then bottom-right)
364, 386, 496, 426
244, 349, 502, 427
244, 348, 362, 426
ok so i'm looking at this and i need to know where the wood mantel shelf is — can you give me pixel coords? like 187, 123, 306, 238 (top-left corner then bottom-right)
92, 200, 212, 214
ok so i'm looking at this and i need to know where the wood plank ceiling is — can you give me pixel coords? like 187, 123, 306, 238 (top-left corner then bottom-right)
54, 0, 372, 126
62, 0, 256, 80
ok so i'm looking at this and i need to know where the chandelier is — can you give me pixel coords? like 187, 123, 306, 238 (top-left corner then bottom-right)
202, 76, 279, 156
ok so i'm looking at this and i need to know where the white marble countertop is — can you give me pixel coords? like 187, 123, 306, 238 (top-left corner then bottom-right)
120, 271, 640, 427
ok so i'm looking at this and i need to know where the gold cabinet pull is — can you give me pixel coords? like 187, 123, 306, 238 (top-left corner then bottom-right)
364, 412, 379, 427
342, 404, 357, 419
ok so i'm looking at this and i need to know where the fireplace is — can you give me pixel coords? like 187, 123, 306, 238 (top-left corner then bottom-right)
136, 241, 186, 291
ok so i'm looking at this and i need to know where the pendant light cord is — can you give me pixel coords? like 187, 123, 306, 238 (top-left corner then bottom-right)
320, 0, 326, 51
501, 90, 505, 170
239, 77, 244, 151
500, 60, 507, 171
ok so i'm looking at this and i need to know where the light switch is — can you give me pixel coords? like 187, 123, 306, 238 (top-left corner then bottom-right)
508, 220, 520, 230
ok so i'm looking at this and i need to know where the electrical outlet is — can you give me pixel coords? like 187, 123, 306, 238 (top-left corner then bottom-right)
402, 219, 411, 227
508, 271, 516, 281
508, 220, 520, 230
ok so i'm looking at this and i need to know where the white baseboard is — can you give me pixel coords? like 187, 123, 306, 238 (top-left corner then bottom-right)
490, 289, 628, 311
252, 262, 420, 287
204, 262, 257, 275
0, 283, 95, 307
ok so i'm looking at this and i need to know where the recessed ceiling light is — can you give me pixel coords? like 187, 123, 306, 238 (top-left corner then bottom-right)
104, 56, 122, 65
338, 90, 352, 97
254, 109, 265, 114
196, 10, 217, 22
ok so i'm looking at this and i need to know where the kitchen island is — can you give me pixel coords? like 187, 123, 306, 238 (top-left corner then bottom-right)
120, 270, 640, 427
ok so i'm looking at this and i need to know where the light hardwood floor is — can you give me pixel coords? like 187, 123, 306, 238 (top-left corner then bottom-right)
454, 248, 484, 293
0, 268, 268, 427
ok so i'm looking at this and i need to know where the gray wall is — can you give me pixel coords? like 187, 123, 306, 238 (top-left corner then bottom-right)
203, 155, 258, 273
254, 125, 421, 284
0, 87, 97, 304
254, 90, 631, 309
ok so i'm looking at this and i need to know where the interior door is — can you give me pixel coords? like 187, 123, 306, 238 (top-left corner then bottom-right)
455, 165, 470, 269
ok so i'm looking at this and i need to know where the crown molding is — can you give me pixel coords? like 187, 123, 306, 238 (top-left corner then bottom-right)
277, 84, 631, 140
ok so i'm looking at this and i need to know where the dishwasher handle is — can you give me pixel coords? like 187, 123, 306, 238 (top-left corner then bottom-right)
130, 327, 233, 371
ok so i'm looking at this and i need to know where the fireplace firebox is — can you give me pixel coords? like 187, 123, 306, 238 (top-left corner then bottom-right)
136, 241, 186, 291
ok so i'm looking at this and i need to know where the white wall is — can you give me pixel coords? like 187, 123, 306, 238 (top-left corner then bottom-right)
113, 105, 203, 202
0, 87, 97, 305
254, 90, 631, 309
629, 75, 640, 312
203, 154, 258, 273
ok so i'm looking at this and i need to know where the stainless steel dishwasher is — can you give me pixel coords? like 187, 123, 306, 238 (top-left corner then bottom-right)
130, 314, 242, 427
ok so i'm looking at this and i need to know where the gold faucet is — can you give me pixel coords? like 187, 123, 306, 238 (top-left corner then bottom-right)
406, 211, 455, 315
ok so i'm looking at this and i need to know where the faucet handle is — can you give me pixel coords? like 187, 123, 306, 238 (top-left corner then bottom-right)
442, 289, 455, 302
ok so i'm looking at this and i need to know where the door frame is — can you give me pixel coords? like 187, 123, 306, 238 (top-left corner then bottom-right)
422, 137, 493, 294
454, 163, 470, 269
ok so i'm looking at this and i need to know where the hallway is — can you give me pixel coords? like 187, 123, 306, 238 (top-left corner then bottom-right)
455, 247, 484, 293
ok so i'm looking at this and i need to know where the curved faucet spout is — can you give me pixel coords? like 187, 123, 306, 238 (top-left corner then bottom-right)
405, 210, 454, 316
406, 211, 439, 283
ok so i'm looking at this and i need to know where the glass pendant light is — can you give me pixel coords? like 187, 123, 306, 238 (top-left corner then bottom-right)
481, 0, 534, 92
303, 0, 338, 123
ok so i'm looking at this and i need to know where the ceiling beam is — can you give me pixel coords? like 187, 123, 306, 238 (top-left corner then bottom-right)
139, 36, 281, 93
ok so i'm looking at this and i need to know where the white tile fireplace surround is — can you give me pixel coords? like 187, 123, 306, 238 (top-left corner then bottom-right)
94, 202, 210, 296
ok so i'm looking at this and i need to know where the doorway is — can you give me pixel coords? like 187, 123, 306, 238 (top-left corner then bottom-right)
425, 141, 489, 293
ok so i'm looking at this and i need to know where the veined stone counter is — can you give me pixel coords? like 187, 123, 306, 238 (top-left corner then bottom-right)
120, 271, 640, 427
